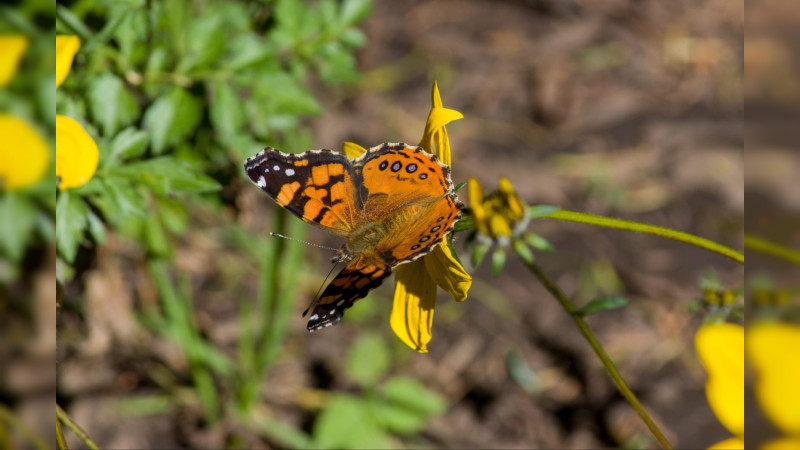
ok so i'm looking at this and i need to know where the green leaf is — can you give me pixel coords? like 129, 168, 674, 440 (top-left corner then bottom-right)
471, 243, 489, 268
110, 157, 221, 194
56, 191, 89, 263
313, 395, 391, 449
143, 88, 203, 154
345, 332, 390, 387
491, 247, 506, 276
275, 0, 307, 35
505, 350, 541, 395
177, 15, 226, 74
578, 297, 630, 316
339, 0, 372, 27
340, 27, 367, 47
512, 239, 535, 264
523, 233, 554, 252
88, 72, 140, 137
99, 176, 148, 219
453, 217, 474, 233
86, 210, 107, 245
209, 81, 245, 145
374, 377, 447, 434
0, 193, 37, 262
109, 127, 150, 164
318, 43, 360, 84
528, 204, 560, 218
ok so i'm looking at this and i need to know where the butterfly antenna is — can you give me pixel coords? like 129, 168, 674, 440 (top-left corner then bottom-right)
303, 261, 343, 317
269, 232, 338, 251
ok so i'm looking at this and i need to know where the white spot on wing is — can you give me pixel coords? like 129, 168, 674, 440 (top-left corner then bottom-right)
273, 165, 280, 171
256, 176, 267, 188
285, 168, 295, 176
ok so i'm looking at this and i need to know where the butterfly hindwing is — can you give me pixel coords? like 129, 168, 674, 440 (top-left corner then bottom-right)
306, 258, 392, 331
244, 147, 357, 235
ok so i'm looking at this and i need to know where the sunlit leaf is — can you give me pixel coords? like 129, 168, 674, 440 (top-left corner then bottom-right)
578, 297, 630, 316
345, 332, 390, 387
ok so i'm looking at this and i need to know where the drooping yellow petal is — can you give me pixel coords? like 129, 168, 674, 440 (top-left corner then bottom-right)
424, 245, 471, 303
0, 115, 50, 190
0, 35, 28, 88
747, 322, 800, 435
391, 260, 437, 352
695, 323, 745, 437
707, 437, 745, 450
342, 141, 367, 159
56, 115, 98, 190
55, 35, 80, 88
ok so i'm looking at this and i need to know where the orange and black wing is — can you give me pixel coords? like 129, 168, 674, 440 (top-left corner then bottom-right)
353, 143, 462, 265
306, 258, 391, 331
244, 147, 358, 235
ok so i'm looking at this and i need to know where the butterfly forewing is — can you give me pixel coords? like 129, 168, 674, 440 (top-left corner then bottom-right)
244, 147, 358, 235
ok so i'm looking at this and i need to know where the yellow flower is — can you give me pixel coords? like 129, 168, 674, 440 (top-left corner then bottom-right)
747, 322, 800, 436
695, 323, 744, 449
343, 82, 472, 352
468, 176, 528, 243
55, 36, 98, 190
56, 35, 80, 88
0, 115, 50, 190
0, 35, 28, 88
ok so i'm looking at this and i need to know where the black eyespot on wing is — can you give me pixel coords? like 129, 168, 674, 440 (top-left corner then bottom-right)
391, 161, 402, 172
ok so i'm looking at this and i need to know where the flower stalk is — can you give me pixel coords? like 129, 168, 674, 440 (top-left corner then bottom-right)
540, 209, 743, 264
56, 404, 99, 450
522, 261, 673, 450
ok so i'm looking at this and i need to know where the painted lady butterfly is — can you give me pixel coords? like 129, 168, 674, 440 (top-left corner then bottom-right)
244, 143, 462, 330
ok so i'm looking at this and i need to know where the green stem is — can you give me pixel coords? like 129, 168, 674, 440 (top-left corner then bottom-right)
0, 406, 48, 450
522, 261, 673, 449
56, 405, 99, 450
542, 210, 743, 264
744, 234, 800, 265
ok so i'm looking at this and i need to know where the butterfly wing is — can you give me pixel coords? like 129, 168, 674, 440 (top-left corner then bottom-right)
244, 147, 358, 235
353, 143, 462, 265
306, 257, 392, 331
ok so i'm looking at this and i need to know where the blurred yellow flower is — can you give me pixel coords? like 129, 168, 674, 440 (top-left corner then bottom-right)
0, 115, 50, 190
56, 116, 98, 190
342, 82, 471, 352
695, 323, 744, 449
55, 35, 98, 190
747, 322, 800, 435
56, 35, 80, 88
468, 176, 527, 242
0, 35, 28, 87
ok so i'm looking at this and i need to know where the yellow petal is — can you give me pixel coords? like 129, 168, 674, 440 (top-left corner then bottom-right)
56, 35, 80, 88
0, 35, 29, 88
0, 115, 50, 190
499, 176, 525, 219
468, 178, 489, 235
342, 141, 367, 159
760, 437, 800, 450
56, 115, 98, 190
424, 244, 471, 303
419, 107, 463, 162
707, 437, 745, 450
747, 322, 800, 435
695, 323, 745, 437
390, 259, 437, 352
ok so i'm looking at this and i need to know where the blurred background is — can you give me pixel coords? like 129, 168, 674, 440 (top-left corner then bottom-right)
4, 0, 783, 448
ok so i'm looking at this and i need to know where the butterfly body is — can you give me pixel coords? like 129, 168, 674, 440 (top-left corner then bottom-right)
244, 143, 461, 330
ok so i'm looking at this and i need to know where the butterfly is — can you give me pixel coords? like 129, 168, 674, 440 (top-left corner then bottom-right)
244, 143, 462, 331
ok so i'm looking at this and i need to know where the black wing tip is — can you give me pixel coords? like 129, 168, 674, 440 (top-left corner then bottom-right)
306, 310, 343, 331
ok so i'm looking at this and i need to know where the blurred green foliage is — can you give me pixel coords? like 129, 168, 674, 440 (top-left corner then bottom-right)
54, 0, 454, 447
55, 0, 371, 265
